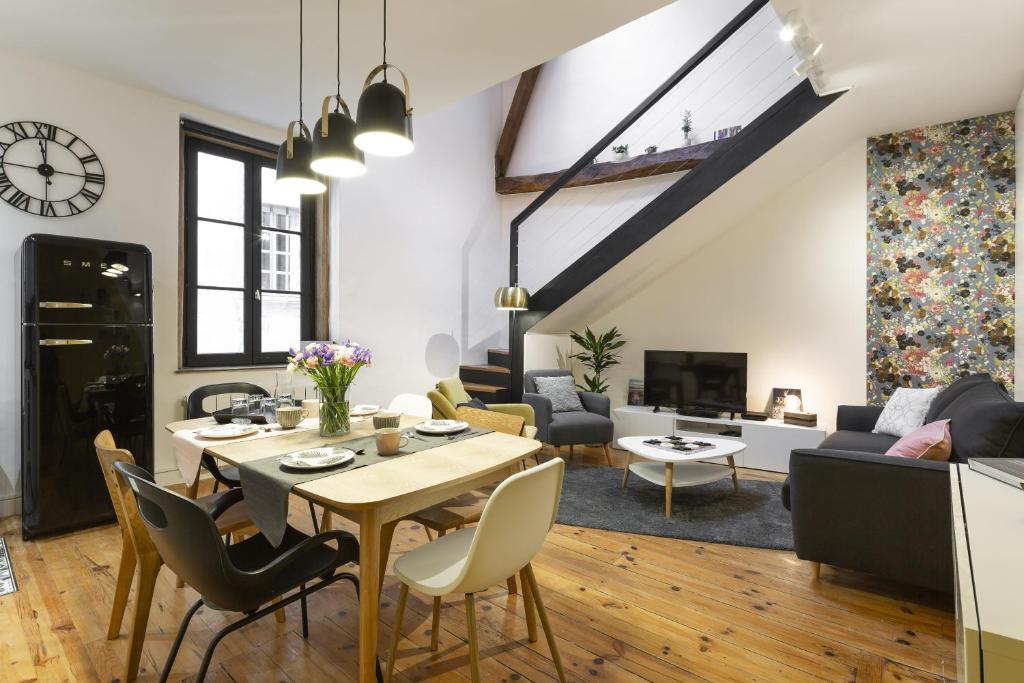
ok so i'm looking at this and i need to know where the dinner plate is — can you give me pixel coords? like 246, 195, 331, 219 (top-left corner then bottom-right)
279, 448, 355, 470
350, 404, 380, 417
195, 424, 259, 439
415, 419, 469, 435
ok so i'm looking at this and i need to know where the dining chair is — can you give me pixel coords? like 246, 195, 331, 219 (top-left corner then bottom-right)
113, 461, 377, 683
386, 458, 566, 683
94, 431, 255, 682
185, 382, 270, 492
386, 393, 432, 419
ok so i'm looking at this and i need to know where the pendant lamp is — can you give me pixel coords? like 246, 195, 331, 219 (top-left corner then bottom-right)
276, 0, 326, 194
494, 285, 530, 311
355, 0, 414, 156
311, 0, 366, 177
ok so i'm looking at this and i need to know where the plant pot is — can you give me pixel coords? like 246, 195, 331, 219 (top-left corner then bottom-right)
318, 387, 350, 437
613, 151, 629, 161
683, 134, 692, 147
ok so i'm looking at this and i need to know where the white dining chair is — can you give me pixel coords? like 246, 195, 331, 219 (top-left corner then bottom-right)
387, 393, 432, 419
386, 458, 566, 683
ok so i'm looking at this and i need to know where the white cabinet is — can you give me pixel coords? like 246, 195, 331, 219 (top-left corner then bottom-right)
612, 406, 827, 473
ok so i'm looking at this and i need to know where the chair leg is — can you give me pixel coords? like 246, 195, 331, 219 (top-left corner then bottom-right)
107, 533, 136, 640
553, 445, 561, 460
386, 584, 409, 683
465, 593, 481, 683
424, 526, 434, 542
568, 444, 574, 460
622, 450, 632, 488
520, 568, 537, 643
272, 596, 286, 623
430, 596, 441, 652
125, 552, 162, 682
506, 575, 517, 595
309, 500, 321, 533
212, 480, 220, 494
602, 442, 613, 467
300, 584, 309, 639
811, 561, 822, 579
523, 563, 566, 683
175, 574, 185, 589
321, 509, 333, 531
159, 598, 203, 683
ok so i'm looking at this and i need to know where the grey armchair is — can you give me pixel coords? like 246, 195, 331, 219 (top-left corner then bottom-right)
522, 369, 614, 466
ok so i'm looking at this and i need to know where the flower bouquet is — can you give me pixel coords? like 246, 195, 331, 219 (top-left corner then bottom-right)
287, 340, 372, 437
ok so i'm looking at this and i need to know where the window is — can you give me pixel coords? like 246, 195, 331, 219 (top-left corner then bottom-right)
181, 123, 315, 368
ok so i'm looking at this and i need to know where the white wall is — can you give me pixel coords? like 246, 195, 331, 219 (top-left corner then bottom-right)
500, 0, 801, 294
525, 141, 869, 429
328, 88, 507, 406
0, 47, 306, 513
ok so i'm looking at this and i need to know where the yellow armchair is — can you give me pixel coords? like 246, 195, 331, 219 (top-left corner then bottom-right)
428, 378, 538, 439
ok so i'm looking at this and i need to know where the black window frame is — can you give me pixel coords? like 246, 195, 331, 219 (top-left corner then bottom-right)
181, 122, 315, 369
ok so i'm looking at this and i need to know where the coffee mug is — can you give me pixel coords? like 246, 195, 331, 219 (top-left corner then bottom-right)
373, 411, 401, 430
301, 399, 320, 418
375, 428, 409, 456
276, 406, 308, 429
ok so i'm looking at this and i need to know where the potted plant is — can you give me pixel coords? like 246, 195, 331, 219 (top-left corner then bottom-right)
681, 110, 694, 146
288, 340, 372, 436
568, 326, 626, 394
645, 145, 658, 154
611, 144, 629, 161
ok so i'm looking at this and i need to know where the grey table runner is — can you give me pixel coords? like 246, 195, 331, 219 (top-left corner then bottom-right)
238, 427, 492, 546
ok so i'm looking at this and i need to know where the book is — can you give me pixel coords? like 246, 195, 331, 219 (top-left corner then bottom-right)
641, 436, 715, 456
784, 411, 817, 427
627, 379, 644, 406
969, 458, 1024, 490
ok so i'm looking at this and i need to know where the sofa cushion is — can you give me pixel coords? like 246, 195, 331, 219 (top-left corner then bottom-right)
925, 373, 991, 423
548, 410, 613, 445
818, 430, 899, 454
885, 420, 952, 461
937, 380, 1024, 463
534, 375, 585, 413
873, 387, 941, 437
457, 397, 488, 411
437, 377, 472, 406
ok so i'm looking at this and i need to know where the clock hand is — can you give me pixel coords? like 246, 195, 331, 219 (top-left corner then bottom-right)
3, 161, 84, 178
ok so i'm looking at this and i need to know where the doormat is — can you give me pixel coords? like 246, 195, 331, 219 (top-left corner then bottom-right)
0, 537, 17, 596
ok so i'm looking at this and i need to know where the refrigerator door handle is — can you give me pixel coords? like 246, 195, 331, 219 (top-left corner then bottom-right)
39, 339, 94, 346
39, 301, 94, 309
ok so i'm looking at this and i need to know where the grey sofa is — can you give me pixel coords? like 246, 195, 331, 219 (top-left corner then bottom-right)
522, 369, 614, 466
782, 373, 1024, 592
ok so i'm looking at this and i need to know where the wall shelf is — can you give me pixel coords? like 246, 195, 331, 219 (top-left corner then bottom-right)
495, 139, 726, 195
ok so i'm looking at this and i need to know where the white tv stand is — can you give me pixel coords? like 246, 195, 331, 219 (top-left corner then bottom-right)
612, 406, 827, 473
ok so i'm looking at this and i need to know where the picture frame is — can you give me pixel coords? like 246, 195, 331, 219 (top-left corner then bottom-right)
768, 388, 803, 420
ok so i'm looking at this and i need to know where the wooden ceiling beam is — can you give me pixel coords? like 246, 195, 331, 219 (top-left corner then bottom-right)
494, 65, 542, 178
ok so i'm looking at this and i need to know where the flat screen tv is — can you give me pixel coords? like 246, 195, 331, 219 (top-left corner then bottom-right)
644, 351, 747, 416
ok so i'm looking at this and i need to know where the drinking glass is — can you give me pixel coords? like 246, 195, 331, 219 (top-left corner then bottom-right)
230, 397, 251, 426
248, 394, 263, 414
274, 372, 294, 407
262, 397, 277, 422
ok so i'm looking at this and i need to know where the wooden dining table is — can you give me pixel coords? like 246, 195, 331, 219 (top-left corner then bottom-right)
165, 413, 542, 683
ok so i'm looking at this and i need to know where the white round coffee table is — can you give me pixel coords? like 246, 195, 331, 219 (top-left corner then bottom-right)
618, 436, 745, 517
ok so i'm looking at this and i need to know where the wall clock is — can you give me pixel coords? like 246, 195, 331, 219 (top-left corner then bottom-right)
0, 121, 105, 217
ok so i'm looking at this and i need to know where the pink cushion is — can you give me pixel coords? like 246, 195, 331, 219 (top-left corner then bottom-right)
885, 419, 952, 461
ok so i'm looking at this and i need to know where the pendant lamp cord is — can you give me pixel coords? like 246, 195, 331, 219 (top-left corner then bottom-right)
334, 0, 341, 112
298, 0, 304, 123
381, 0, 388, 82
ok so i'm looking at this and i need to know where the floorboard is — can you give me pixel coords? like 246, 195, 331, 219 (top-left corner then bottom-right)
0, 446, 956, 681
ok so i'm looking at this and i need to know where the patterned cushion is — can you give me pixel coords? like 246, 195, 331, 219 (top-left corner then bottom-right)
872, 387, 941, 437
533, 375, 585, 413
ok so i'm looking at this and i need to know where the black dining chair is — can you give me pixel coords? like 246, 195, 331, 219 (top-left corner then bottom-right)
185, 382, 270, 492
113, 461, 378, 683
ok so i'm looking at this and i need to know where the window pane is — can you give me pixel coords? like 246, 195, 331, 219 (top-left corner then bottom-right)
196, 288, 244, 354
261, 166, 301, 232
261, 292, 300, 352
260, 230, 301, 291
197, 220, 244, 287
197, 152, 245, 223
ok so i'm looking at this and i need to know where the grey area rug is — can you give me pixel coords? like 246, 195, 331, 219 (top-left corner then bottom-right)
555, 463, 794, 551
0, 537, 17, 596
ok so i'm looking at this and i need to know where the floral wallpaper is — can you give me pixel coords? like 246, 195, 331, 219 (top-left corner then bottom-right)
867, 112, 1016, 403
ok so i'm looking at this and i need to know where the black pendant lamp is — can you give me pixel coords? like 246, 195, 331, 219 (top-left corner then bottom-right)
276, 0, 327, 194
311, 0, 366, 178
354, 0, 414, 157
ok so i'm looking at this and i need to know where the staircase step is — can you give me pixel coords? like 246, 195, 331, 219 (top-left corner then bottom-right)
459, 364, 510, 388
463, 382, 510, 403
487, 348, 511, 369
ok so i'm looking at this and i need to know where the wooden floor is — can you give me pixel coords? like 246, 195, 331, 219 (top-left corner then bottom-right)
0, 446, 957, 682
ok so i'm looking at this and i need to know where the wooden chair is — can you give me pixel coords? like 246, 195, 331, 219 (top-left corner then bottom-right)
94, 431, 258, 682
386, 458, 567, 682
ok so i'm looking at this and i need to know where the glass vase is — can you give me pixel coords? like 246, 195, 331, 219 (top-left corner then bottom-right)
318, 386, 350, 437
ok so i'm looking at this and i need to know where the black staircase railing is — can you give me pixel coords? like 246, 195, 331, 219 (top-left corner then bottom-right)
506, 0, 844, 400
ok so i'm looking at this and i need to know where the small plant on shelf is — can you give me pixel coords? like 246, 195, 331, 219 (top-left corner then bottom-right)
681, 110, 694, 146
645, 145, 658, 154
568, 326, 626, 394
611, 144, 629, 161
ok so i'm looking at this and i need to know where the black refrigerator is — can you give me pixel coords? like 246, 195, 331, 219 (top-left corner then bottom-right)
21, 234, 154, 539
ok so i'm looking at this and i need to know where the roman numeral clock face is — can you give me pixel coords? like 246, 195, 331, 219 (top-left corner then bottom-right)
0, 121, 105, 217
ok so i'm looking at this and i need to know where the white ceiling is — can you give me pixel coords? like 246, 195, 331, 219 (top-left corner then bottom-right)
534, 0, 1024, 332
0, 0, 672, 128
